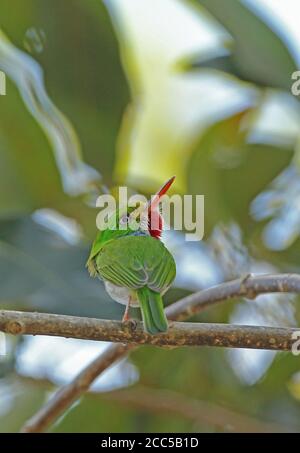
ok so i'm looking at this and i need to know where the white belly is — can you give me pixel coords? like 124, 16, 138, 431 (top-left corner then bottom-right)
104, 281, 140, 307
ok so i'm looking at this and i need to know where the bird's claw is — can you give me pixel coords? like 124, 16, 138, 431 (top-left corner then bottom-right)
122, 318, 137, 332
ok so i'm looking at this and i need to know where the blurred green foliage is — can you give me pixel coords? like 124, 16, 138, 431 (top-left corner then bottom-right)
0, 0, 129, 230
189, 0, 298, 91
1, 0, 300, 433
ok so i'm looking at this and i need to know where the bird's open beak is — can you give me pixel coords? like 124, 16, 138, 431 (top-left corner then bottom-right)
148, 176, 176, 211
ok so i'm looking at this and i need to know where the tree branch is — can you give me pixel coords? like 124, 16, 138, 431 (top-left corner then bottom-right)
20, 343, 131, 433
0, 310, 297, 350
165, 273, 300, 320
18, 376, 296, 433
18, 273, 300, 432
99, 386, 296, 433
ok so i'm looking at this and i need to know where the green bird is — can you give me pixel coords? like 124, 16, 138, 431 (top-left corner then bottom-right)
86, 176, 176, 335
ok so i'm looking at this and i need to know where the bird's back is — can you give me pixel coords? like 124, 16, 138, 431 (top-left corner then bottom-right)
94, 235, 176, 294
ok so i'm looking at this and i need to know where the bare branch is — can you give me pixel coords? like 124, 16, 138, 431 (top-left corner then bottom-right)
20, 343, 132, 433
100, 386, 297, 433
0, 310, 297, 350
18, 376, 296, 433
18, 273, 300, 432
165, 273, 300, 320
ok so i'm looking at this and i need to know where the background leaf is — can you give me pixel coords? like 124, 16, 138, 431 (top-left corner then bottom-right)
185, 0, 297, 91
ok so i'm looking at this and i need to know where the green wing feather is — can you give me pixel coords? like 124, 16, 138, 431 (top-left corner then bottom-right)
94, 235, 176, 293
89, 235, 175, 335
86, 231, 104, 277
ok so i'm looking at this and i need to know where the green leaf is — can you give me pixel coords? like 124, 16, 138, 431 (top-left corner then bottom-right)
0, 0, 129, 220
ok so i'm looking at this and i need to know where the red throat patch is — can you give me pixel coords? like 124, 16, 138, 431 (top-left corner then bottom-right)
146, 176, 175, 240
148, 210, 163, 239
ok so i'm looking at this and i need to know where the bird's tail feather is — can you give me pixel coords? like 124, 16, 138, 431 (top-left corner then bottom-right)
137, 287, 168, 335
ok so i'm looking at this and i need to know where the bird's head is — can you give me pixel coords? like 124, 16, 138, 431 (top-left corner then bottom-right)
101, 175, 175, 242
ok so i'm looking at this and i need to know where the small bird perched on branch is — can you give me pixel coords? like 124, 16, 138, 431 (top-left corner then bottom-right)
87, 177, 176, 335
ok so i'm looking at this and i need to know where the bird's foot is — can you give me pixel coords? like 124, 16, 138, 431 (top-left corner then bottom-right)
122, 311, 130, 323
122, 318, 137, 332
122, 296, 132, 322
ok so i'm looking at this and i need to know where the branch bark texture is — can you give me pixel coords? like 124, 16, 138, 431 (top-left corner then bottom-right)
0, 310, 297, 350
16, 273, 300, 433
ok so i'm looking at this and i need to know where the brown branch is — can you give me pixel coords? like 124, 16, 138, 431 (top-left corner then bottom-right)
165, 273, 300, 320
20, 343, 132, 433
19, 273, 300, 432
0, 310, 297, 350
18, 376, 296, 433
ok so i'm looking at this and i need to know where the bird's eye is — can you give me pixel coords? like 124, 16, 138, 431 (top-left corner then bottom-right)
120, 214, 129, 225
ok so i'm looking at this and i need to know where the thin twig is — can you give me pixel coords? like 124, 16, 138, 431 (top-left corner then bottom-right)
20, 343, 132, 433
19, 273, 300, 432
100, 386, 297, 433
17, 376, 297, 433
165, 273, 300, 320
0, 310, 297, 350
